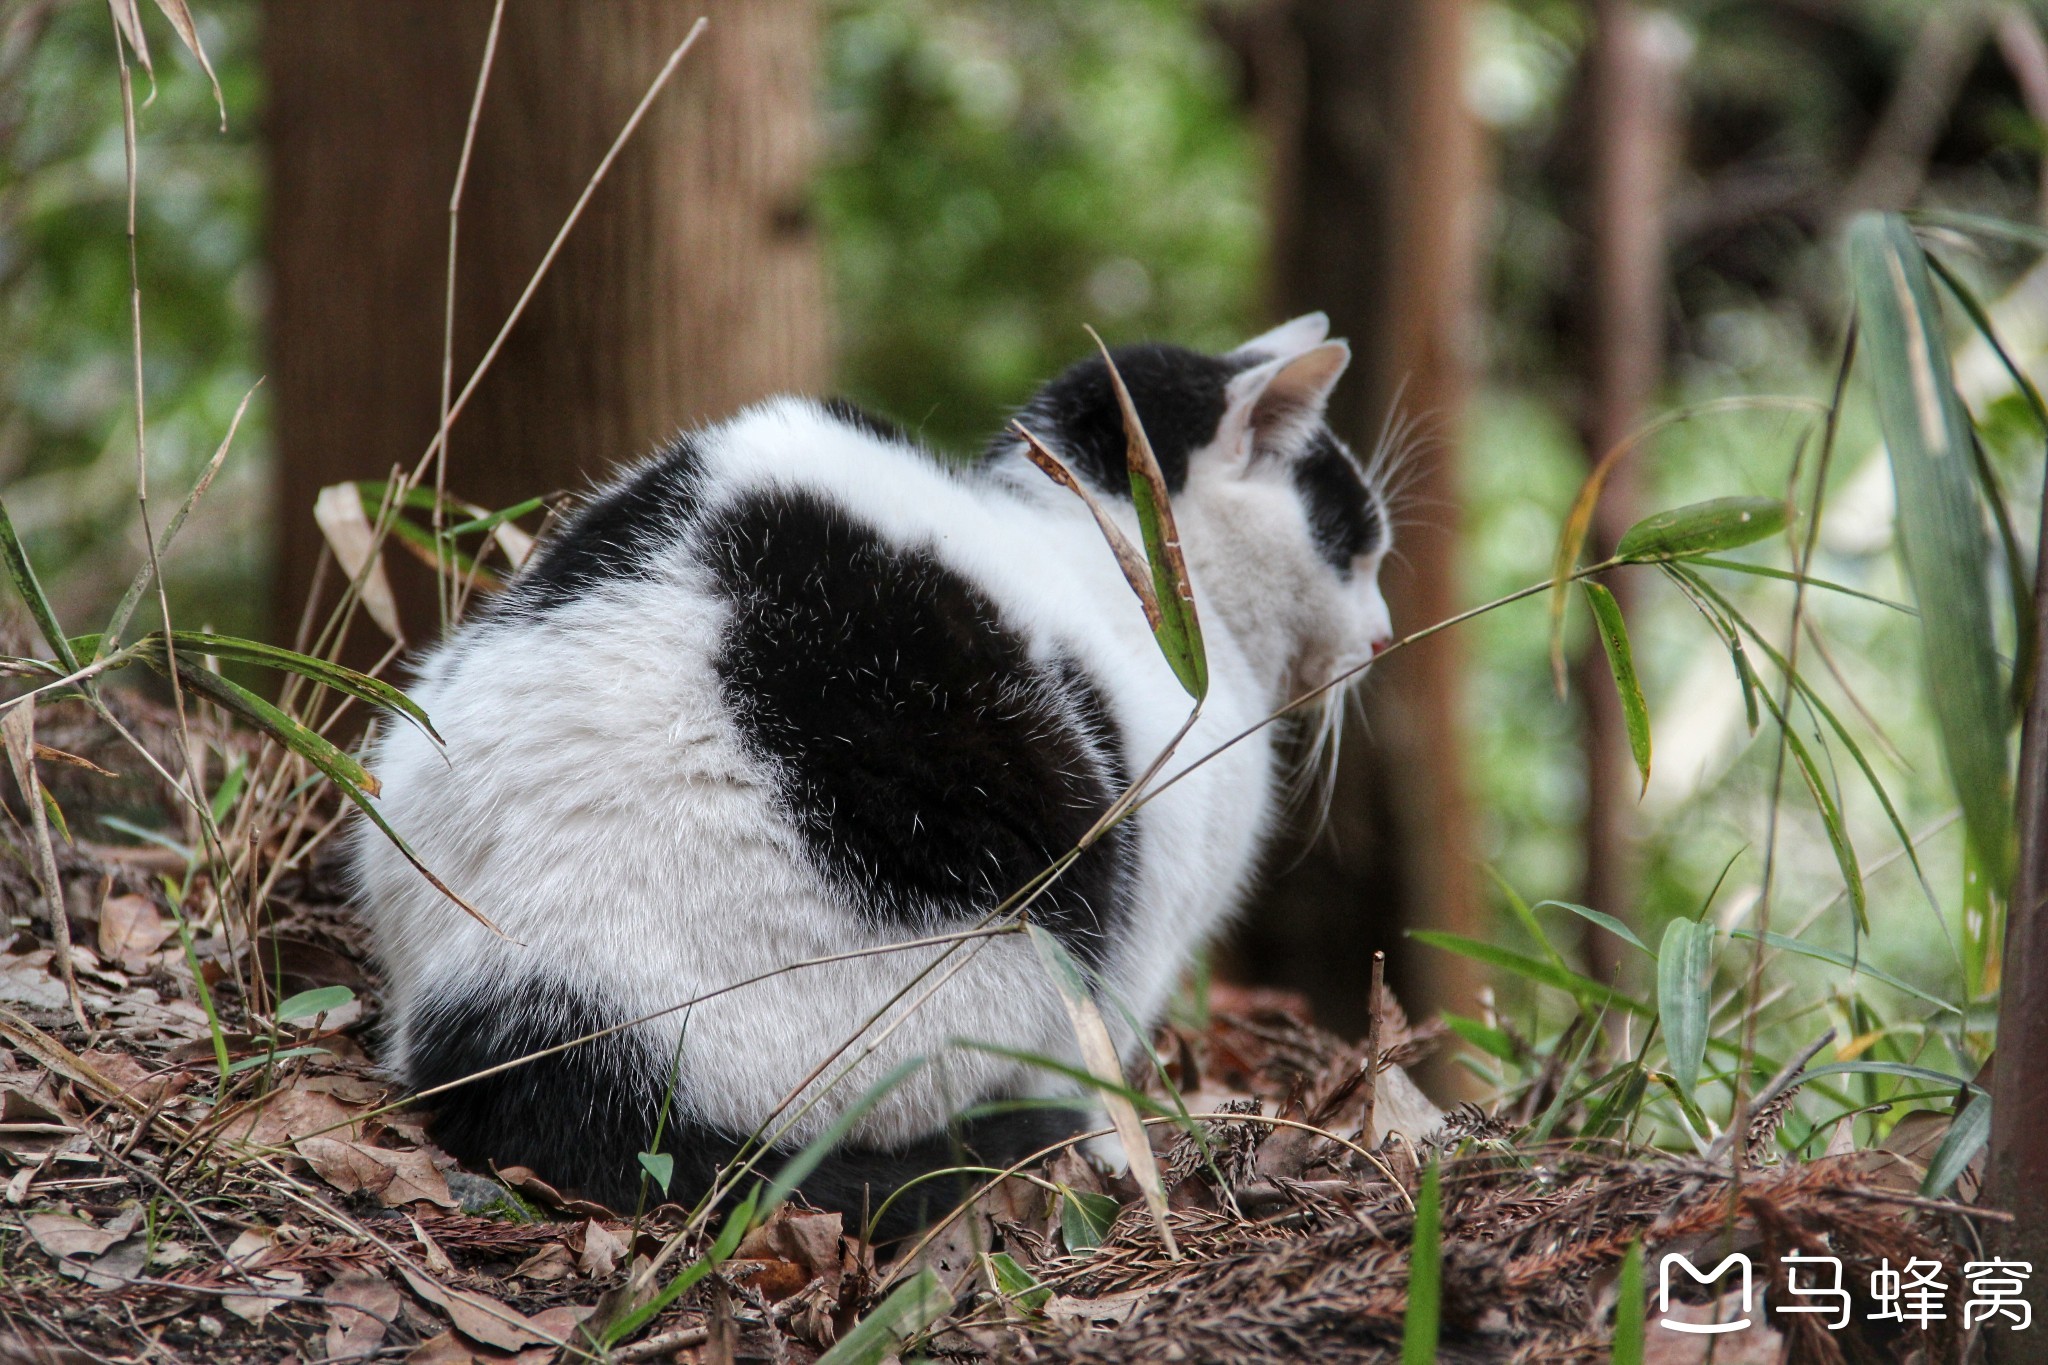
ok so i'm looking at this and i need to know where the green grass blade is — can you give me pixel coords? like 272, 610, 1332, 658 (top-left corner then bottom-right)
1686, 557, 1914, 614
1910, 209, 2048, 252
1401, 1159, 1442, 1365
1582, 582, 1652, 795
1488, 864, 1570, 969
597, 1188, 757, 1347
1779, 718, 1868, 932
1848, 213, 2014, 890
760, 1055, 926, 1215
1658, 918, 1716, 1098
1441, 1011, 1520, 1063
1676, 568, 1932, 903
1613, 1240, 1645, 1364
1536, 900, 1652, 956
816, 1269, 950, 1365
1800, 1060, 1985, 1093
1410, 930, 1651, 1016
1920, 1092, 1990, 1197
1729, 930, 1960, 1015
0, 498, 77, 674
1615, 496, 1786, 562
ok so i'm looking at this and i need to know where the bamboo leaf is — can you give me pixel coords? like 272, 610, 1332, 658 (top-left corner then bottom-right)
1687, 557, 1914, 613
1616, 496, 1787, 562
597, 1188, 757, 1347
1409, 930, 1651, 1016
0, 498, 77, 674
1799, 1060, 1985, 1093
1088, 330, 1208, 700
1847, 213, 2014, 891
274, 986, 354, 1022
1014, 421, 1162, 630
157, 632, 439, 742
316, 483, 404, 642
1778, 714, 1868, 932
1920, 1092, 1990, 1197
146, 0, 223, 125
1440, 1012, 1519, 1063
817, 1269, 950, 1365
1658, 918, 1717, 1098
1728, 930, 1960, 1014
1400, 1159, 1442, 1365
1028, 924, 1178, 1258
1535, 900, 1651, 956
760, 1056, 926, 1216
1582, 583, 1652, 795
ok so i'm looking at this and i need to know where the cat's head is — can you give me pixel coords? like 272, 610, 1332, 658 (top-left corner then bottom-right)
1000, 313, 1394, 701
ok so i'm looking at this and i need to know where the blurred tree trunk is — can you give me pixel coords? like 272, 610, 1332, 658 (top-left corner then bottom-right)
1227, 0, 1484, 1051
266, 1, 827, 658
1573, 3, 1683, 988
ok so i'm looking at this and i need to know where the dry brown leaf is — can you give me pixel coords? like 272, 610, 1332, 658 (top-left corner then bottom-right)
577, 1218, 626, 1278
736, 1208, 842, 1292
405, 1332, 479, 1365
24, 1211, 121, 1260
410, 1214, 455, 1276
146, 0, 224, 124
314, 483, 404, 641
97, 895, 171, 966
105, 0, 153, 75
396, 1262, 549, 1352
510, 1242, 576, 1284
299, 1137, 454, 1208
219, 1086, 356, 1150
325, 1271, 402, 1361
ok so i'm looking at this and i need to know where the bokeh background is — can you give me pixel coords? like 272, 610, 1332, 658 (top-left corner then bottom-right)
5, 0, 2044, 1100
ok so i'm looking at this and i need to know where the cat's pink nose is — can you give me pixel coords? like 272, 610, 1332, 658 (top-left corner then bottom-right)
1370, 634, 1393, 658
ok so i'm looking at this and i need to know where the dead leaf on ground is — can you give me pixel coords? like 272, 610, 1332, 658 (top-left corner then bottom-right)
97, 895, 171, 968
325, 1270, 403, 1361
218, 1086, 357, 1151
510, 1242, 576, 1284
577, 1218, 626, 1278
24, 1211, 121, 1260
494, 1163, 615, 1218
396, 1262, 550, 1352
296, 1136, 455, 1208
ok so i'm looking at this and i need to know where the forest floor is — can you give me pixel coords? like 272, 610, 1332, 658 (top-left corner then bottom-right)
0, 697, 1994, 1364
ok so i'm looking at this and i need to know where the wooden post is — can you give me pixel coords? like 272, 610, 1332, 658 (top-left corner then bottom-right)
265, 1, 827, 657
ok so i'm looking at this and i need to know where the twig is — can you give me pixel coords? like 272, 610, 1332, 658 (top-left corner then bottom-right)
1707, 1029, 1835, 1164
1361, 951, 1385, 1143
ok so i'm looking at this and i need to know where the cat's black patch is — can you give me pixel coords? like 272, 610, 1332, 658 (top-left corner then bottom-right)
406, 982, 1084, 1240
821, 396, 911, 447
501, 436, 703, 612
1291, 432, 1384, 575
1001, 343, 1245, 496
704, 487, 1135, 964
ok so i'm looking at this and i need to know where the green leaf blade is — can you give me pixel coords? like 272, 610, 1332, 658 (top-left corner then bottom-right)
1657, 918, 1717, 1098
1581, 583, 1652, 795
1615, 496, 1786, 562
1847, 212, 2014, 891
1401, 1159, 1442, 1365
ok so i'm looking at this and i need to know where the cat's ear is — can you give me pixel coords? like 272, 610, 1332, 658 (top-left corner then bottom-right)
1231, 312, 1330, 359
1214, 340, 1350, 469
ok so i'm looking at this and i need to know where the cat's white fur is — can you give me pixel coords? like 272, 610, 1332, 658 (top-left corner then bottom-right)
352, 315, 1391, 1149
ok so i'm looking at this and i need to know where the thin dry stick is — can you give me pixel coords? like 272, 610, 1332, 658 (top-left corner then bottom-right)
434, 0, 508, 632
1361, 950, 1386, 1142
3, 704, 84, 1030
1731, 323, 1857, 1182
407, 17, 708, 490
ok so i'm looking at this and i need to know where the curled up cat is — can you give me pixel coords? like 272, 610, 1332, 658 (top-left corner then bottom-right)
348, 312, 1395, 1236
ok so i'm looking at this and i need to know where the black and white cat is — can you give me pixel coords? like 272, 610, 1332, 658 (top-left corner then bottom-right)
349, 313, 1393, 1232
